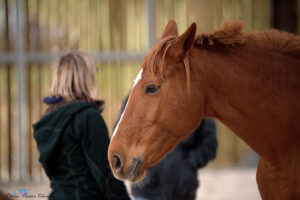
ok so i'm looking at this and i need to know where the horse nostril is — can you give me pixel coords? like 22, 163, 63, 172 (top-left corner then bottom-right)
132, 157, 142, 168
113, 154, 122, 172
131, 157, 142, 176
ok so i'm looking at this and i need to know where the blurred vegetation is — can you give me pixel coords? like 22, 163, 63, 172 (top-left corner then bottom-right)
0, 0, 299, 182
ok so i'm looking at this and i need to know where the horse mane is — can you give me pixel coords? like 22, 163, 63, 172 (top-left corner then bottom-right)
194, 20, 300, 57
194, 21, 246, 46
254, 30, 300, 57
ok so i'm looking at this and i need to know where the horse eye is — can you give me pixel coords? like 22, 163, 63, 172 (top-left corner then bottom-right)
144, 84, 161, 94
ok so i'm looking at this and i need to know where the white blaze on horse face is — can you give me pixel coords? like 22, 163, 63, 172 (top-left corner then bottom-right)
112, 69, 143, 139
112, 101, 128, 139
133, 68, 143, 87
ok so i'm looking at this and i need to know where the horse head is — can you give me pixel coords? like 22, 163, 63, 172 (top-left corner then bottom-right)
108, 20, 206, 182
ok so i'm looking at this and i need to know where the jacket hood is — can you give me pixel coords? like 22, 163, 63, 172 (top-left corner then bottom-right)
33, 102, 97, 165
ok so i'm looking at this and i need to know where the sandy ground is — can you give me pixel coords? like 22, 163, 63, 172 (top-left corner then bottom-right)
0, 168, 260, 200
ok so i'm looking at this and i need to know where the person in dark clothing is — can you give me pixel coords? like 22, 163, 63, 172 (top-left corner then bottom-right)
0, 191, 11, 200
33, 51, 130, 200
115, 94, 218, 200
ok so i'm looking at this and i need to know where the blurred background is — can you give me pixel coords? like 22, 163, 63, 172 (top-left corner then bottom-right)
0, 0, 299, 199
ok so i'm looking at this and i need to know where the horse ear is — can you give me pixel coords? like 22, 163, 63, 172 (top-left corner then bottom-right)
169, 22, 197, 58
160, 19, 179, 39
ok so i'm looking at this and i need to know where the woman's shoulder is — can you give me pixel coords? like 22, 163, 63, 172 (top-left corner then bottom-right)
42, 100, 99, 117
73, 102, 107, 126
67, 102, 108, 142
75, 103, 102, 118
72, 102, 106, 126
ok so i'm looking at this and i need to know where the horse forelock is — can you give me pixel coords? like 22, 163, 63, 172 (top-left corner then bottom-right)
146, 36, 176, 81
146, 36, 191, 94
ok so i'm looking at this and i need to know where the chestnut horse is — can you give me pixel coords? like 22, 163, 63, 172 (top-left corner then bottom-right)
108, 20, 300, 199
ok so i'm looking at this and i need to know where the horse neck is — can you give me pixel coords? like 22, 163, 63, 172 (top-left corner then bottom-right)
189, 44, 300, 163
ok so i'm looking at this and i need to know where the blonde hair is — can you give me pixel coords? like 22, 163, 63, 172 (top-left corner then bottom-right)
50, 51, 97, 101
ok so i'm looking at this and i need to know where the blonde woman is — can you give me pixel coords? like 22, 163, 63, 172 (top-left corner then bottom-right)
33, 52, 130, 200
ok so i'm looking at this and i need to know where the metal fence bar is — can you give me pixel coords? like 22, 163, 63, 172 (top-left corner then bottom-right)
0, 53, 15, 63
4, 0, 12, 182
146, 0, 156, 48
16, 0, 27, 182
0, 51, 147, 64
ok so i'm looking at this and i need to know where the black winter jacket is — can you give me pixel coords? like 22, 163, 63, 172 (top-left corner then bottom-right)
33, 100, 130, 200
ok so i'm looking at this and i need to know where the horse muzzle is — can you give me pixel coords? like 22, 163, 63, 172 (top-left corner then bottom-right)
111, 153, 143, 182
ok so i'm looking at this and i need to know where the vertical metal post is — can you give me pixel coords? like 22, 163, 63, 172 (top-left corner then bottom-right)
146, 0, 156, 49
297, 0, 300, 35
16, 0, 27, 182
4, 0, 12, 182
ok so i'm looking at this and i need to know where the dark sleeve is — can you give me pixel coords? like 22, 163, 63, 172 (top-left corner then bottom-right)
79, 108, 130, 200
187, 119, 218, 169
158, 156, 180, 199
